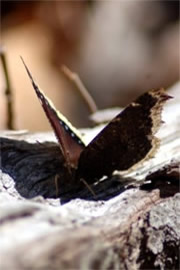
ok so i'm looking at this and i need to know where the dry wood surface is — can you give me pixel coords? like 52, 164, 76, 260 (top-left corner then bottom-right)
0, 83, 180, 270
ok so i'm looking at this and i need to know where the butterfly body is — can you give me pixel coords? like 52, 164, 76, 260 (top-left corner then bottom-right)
22, 58, 172, 195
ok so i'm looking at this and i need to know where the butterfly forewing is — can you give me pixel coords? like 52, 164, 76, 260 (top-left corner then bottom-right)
22, 58, 85, 169
77, 89, 171, 182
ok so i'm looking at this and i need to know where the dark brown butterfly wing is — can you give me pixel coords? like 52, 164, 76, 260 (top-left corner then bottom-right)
77, 89, 172, 182
22, 58, 171, 187
22, 58, 85, 169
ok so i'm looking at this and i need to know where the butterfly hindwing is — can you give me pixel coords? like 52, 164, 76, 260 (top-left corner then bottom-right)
22, 58, 85, 169
77, 89, 171, 182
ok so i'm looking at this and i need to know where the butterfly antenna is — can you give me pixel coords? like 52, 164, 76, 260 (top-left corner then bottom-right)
61, 65, 98, 114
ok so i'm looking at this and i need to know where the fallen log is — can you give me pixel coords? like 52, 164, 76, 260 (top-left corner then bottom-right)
0, 84, 179, 270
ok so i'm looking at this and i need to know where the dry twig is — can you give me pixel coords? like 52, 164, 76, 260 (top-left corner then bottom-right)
61, 65, 97, 114
0, 47, 14, 130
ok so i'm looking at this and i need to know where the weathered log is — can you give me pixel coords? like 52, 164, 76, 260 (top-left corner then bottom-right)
0, 84, 179, 269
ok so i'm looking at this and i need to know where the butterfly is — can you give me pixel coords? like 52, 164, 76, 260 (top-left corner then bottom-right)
21, 58, 171, 195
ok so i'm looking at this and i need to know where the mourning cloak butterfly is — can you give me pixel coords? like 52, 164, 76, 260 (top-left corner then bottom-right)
22, 58, 172, 193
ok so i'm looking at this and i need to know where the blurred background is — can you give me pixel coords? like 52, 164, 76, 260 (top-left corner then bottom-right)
1, 0, 179, 130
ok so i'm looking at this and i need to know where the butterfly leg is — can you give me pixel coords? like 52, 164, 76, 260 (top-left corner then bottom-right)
80, 178, 96, 198
54, 174, 60, 198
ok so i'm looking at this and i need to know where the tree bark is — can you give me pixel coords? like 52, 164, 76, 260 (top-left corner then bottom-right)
0, 85, 179, 270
